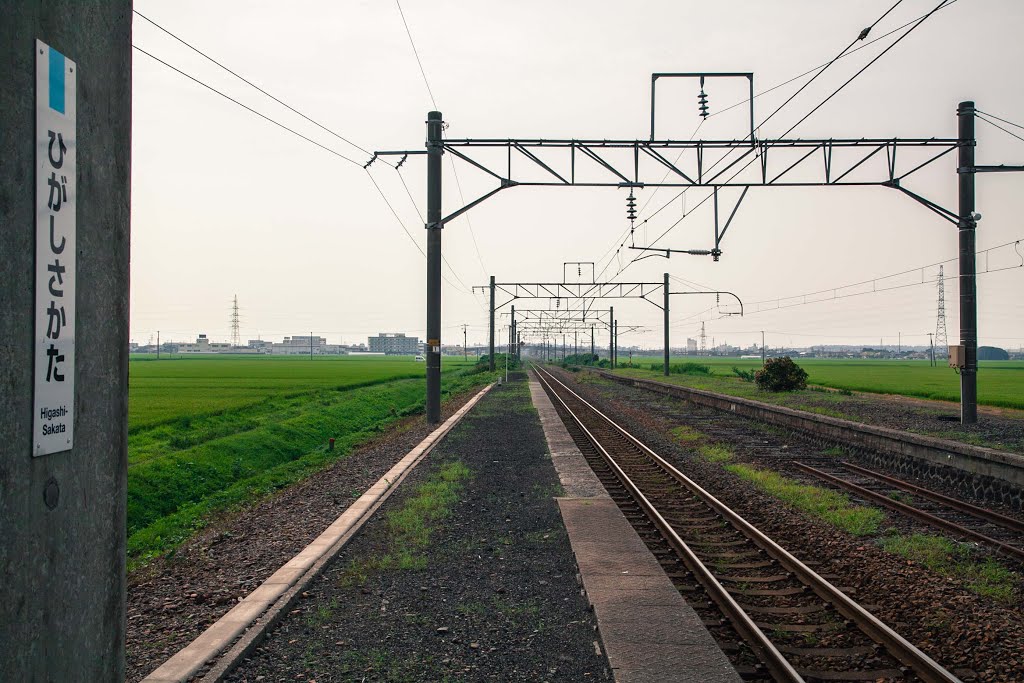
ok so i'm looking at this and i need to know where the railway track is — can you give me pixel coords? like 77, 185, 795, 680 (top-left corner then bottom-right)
793, 461, 1024, 564
533, 365, 961, 683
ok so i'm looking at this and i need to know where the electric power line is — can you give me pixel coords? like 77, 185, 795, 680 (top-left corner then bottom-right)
133, 10, 376, 159
975, 110, 1024, 131
132, 45, 364, 167
977, 113, 1024, 145
396, 0, 439, 111
614, 0, 960, 278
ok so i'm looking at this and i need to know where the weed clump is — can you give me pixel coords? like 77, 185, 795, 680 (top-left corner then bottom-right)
650, 362, 712, 376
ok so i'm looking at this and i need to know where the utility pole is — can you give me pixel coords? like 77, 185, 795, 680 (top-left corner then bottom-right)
609, 305, 614, 365
613, 319, 618, 369
425, 111, 443, 423
928, 332, 935, 367
591, 324, 595, 360
462, 324, 468, 361
958, 101, 978, 424
663, 272, 670, 377
310, 331, 313, 360
761, 330, 765, 366
574, 330, 578, 359
510, 304, 515, 367
157, 330, 160, 361
488, 275, 495, 371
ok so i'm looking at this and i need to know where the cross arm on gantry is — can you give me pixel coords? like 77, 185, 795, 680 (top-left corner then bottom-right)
371, 68, 1017, 424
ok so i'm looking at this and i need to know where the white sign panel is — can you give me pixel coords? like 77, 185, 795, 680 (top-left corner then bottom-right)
33, 40, 76, 456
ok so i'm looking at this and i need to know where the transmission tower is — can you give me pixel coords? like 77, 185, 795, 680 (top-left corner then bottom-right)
935, 266, 948, 354
699, 322, 707, 356
230, 294, 241, 348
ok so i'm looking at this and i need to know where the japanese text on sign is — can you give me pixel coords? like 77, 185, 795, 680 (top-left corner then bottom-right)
34, 40, 76, 456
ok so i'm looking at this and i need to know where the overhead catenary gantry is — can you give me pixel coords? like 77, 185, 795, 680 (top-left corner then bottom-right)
475, 274, 743, 376
373, 71, 1022, 424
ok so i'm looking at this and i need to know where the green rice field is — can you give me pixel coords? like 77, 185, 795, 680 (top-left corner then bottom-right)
129, 354, 476, 431
127, 354, 489, 567
615, 357, 1024, 410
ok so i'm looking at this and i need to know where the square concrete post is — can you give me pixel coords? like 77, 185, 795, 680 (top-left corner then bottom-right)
1, 4, 131, 680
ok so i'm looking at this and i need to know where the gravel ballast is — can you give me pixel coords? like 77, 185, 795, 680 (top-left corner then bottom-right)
554, 367, 1024, 682
227, 375, 611, 682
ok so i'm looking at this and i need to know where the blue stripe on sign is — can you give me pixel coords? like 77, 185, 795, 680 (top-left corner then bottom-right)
49, 46, 65, 114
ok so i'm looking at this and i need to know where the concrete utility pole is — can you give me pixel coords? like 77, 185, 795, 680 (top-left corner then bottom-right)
663, 272, 670, 376
928, 332, 936, 367
613, 320, 619, 369
1, 6, 131, 680
488, 275, 495, 371
958, 101, 978, 424
591, 324, 595, 359
157, 330, 161, 360
425, 111, 443, 423
609, 305, 614, 366
463, 324, 468, 361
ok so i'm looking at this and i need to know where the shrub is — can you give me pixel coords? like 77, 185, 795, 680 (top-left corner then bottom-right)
650, 362, 712, 376
732, 366, 757, 382
754, 356, 808, 392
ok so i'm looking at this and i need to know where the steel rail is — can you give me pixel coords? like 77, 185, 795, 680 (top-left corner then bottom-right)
795, 462, 1024, 564
532, 367, 803, 683
534, 365, 962, 683
840, 461, 1024, 534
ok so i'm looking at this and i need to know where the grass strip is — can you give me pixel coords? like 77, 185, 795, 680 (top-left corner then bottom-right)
338, 459, 472, 584
879, 532, 1019, 603
724, 463, 885, 536
127, 371, 492, 568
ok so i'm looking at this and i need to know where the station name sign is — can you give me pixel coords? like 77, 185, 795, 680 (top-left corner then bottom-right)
33, 40, 76, 456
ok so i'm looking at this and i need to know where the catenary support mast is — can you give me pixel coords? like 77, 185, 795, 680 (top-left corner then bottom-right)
425, 111, 443, 423
958, 101, 978, 424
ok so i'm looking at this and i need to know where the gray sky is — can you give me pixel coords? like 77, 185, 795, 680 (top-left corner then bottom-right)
130, 0, 1024, 352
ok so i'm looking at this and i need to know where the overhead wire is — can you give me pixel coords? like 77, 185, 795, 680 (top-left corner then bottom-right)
614, 0, 960, 278
133, 40, 476, 295
976, 114, 1024, 145
975, 110, 1024, 131
396, 0, 439, 111
133, 10, 377, 160
132, 45, 364, 167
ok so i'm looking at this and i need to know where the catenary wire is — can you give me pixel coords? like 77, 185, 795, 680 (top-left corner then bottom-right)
977, 114, 1024, 145
396, 0, 439, 111
615, 0, 959, 278
609, 0, 960, 280
975, 110, 1024, 131
133, 45, 364, 167
133, 10, 376, 160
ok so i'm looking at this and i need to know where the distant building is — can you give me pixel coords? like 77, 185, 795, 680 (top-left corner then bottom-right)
686, 338, 697, 354
368, 332, 420, 355
272, 335, 327, 355
178, 334, 232, 353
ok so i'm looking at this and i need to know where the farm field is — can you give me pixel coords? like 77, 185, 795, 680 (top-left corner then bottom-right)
127, 355, 488, 566
128, 354, 476, 431
614, 357, 1024, 410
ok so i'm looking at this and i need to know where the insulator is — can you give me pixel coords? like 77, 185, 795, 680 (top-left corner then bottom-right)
698, 89, 710, 118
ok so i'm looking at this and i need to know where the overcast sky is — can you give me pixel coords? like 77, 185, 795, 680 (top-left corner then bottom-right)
130, 0, 1024, 352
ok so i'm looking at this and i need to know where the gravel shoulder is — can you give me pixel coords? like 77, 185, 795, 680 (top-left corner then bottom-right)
227, 375, 611, 682
556, 367, 1024, 682
127, 389, 484, 682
